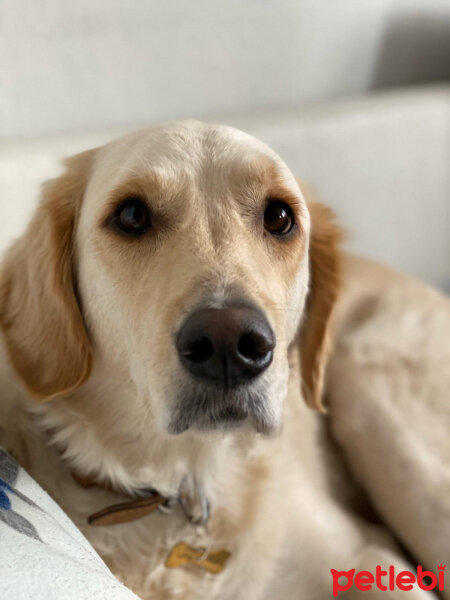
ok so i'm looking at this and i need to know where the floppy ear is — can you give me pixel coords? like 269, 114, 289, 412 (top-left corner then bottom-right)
299, 200, 343, 412
0, 150, 95, 402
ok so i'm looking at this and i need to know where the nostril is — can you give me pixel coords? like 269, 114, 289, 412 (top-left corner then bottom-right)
182, 337, 214, 363
238, 333, 271, 362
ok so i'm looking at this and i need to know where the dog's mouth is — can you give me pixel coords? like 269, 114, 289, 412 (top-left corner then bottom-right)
194, 402, 249, 432
167, 382, 277, 436
216, 405, 247, 422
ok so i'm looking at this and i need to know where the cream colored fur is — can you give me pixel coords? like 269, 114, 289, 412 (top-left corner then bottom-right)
0, 122, 448, 600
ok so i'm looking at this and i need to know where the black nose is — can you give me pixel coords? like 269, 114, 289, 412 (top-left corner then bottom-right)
176, 303, 275, 386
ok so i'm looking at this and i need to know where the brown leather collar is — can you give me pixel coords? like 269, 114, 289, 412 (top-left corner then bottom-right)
72, 471, 229, 574
72, 471, 169, 526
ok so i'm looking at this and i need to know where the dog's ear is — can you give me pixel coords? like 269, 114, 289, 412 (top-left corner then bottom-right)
0, 150, 96, 402
298, 200, 343, 412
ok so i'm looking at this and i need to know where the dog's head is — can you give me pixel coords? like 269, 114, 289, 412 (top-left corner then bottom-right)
0, 122, 340, 444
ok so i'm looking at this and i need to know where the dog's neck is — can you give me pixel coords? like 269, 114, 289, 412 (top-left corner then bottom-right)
0, 344, 278, 539
27, 363, 254, 508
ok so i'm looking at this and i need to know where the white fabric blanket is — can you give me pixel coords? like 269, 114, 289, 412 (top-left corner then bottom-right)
0, 449, 139, 600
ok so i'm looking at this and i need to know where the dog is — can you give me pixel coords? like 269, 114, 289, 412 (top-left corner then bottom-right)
0, 121, 448, 599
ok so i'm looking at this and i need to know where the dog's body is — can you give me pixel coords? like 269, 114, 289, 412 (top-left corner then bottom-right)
0, 122, 448, 599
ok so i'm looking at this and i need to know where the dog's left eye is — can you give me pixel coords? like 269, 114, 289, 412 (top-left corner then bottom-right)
264, 201, 294, 236
113, 199, 151, 235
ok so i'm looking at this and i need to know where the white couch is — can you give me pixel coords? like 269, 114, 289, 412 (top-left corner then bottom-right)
1, 85, 449, 290
0, 448, 139, 600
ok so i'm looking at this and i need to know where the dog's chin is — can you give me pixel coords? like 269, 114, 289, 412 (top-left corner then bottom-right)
191, 406, 249, 433
167, 381, 278, 436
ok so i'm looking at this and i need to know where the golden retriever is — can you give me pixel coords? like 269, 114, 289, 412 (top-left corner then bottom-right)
0, 121, 448, 599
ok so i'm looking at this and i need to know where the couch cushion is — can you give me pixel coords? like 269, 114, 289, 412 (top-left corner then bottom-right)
1, 85, 449, 289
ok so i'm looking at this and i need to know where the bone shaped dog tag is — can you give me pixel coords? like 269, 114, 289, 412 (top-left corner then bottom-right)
165, 542, 230, 574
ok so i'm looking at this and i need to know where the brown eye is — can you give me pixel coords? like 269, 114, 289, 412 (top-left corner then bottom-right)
264, 201, 294, 235
113, 198, 151, 235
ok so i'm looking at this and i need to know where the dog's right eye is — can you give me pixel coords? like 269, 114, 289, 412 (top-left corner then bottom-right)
113, 199, 151, 235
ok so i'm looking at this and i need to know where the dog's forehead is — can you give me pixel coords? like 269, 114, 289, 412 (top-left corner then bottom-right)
91, 121, 293, 192
108, 121, 273, 164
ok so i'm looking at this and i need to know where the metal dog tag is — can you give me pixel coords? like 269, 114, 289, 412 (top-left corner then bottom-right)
165, 542, 230, 574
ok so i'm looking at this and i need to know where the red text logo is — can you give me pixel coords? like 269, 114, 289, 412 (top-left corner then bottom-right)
331, 564, 445, 597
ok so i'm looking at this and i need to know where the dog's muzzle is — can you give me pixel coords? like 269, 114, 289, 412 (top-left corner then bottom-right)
169, 301, 277, 435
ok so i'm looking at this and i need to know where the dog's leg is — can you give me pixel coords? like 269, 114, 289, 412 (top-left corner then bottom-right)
340, 546, 437, 599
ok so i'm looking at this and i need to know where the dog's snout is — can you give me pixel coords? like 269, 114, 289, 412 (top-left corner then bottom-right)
176, 304, 275, 386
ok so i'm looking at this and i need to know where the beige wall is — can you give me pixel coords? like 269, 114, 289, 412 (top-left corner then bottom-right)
1, 0, 450, 139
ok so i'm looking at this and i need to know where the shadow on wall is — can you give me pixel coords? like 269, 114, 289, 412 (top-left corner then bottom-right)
372, 11, 450, 89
